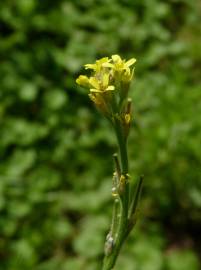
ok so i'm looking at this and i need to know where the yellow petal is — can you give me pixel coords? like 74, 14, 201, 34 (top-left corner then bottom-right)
112, 54, 122, 62
97, 57, 110, 64
102, 63, 114, 68
125, 58, 136, 67
106, 85, 115, 91
85, 57, 110, 71
76, 75, 89, 86
89, 77, 100, 89
102, 73, 109, 88
85, 64, 96, 70
90, 88, 102, 93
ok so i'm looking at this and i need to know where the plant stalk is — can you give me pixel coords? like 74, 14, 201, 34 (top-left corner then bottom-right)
102, 120, 129, 270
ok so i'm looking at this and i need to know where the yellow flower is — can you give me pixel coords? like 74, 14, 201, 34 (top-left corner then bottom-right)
85, 57, 111, 72
75, 55, 136, 126
111, 54, 136, 71
76, 73, 115, 92
103, 54, 136, 82
89, 73, 115, 93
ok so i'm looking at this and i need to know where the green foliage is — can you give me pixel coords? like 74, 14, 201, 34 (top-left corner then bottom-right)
0, 0, 200, 269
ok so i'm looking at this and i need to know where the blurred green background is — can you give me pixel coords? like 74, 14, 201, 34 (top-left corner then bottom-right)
0, 0, 201, 269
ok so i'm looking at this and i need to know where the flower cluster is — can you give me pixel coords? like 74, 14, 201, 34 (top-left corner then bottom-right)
76, 55, 142, 269
76, 55, 136, 136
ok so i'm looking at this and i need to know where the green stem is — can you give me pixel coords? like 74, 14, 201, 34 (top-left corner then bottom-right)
114, 120, 128, 174
114, 119, 129, 217
102, 120, 129, 270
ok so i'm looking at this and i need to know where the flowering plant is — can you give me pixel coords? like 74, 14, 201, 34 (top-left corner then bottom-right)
76, 55, 143, 270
